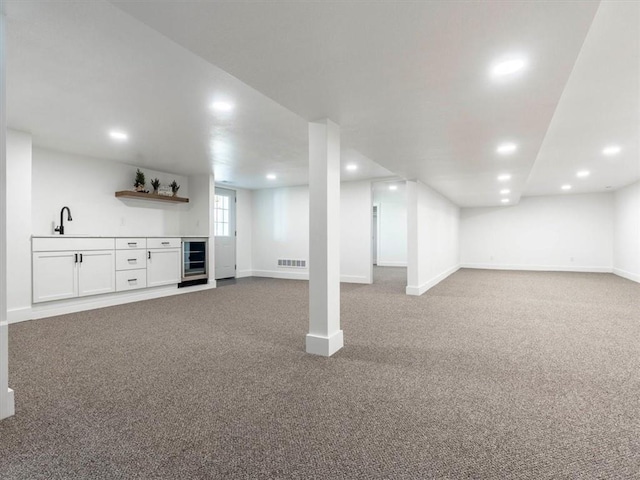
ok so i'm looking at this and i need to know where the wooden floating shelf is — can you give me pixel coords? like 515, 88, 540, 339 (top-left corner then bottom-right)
115, 191, 189, 203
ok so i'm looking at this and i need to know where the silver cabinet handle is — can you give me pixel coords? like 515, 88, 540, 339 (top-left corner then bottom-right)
127, 258, 136, 262
128, 278, 137, 283
161, 241, 170, 245
128, 242, 137, 246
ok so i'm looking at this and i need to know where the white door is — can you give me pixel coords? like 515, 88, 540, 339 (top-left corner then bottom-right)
147, 248, 181, 287
78, 250, 116, 297
214, 187, 236, 279
32, 251, 78, 303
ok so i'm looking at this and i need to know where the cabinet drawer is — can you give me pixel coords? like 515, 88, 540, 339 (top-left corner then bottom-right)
147, 238, 181, 249
116, 269, 147, 292
115, 249, 147, 271
115, 238, 146, 250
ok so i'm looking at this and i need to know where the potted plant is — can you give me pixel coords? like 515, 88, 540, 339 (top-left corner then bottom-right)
170, 180, 180, 197
150, 178, 161, 195
134, 169, 146, 192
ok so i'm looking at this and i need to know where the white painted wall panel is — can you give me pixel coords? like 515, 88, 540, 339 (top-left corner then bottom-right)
32, 148, 189, 237
251, 181, 372, 283
373, 183, 407, 266
460, 193, 614, 272
252, 186, 309, 279
407, 181, 460, 295
340, 181, 372, 283
613, 181, 640, 282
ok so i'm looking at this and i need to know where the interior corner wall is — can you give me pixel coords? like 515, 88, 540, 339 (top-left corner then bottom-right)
460, 193, 614, 272
7, 130, 32, 322
31, 148, 189, 237
406, 180, 460, 296
251, 181, 372, 283
613, 181, 640, 282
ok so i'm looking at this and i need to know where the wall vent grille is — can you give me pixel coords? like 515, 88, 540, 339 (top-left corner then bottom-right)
277, 259, 307, 268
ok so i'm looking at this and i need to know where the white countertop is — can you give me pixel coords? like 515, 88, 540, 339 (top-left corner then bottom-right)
32, 235, 208, 238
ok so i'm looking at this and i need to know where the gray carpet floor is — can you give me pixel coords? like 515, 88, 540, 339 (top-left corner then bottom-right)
1, 268, 639, 479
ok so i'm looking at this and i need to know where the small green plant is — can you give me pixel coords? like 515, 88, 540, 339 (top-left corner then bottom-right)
170, 180, 180, 195
134, 169, 146, 190
150, 178, 161, 192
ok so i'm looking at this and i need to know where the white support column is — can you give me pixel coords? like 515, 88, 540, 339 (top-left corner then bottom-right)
0, 11, 15, 420
207, 174, 217, 288
306, 119, 343, 356
406, 180, 420, 296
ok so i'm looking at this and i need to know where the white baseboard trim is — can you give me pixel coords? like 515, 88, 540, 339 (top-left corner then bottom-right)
7, 307, 31, 323
1, 388, 15, 420
461, 263, 613, 273
12, 283, 218, 324
340, 275, 372, 284
376, 261, 407, 267
306, 330, 344, 357
406, 265, 460, 296
613, 268, 640, 283
246, 270, 371, 284
252, 269, 309, 280
236, 269, 253, 279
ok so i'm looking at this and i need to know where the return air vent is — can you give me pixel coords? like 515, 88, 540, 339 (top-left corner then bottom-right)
277, 259, 307, 268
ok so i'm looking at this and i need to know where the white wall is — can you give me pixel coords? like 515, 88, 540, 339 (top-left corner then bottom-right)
460, 193, 614, 272
613, 181, 640, 282
7, 130, 32, 322
180, 174, 211, 236
251, 181, 373, 283
340, 181, 372, 283
32, 148, 189, 237
252, 185, 309, 279
373, 182, 407, 266
407, 180, 460, 295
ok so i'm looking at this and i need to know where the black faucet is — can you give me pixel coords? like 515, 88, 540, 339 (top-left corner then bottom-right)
54, 206, 73, 235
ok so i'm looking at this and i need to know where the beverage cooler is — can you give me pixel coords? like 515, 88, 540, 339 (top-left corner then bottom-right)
181, 238, 208, 285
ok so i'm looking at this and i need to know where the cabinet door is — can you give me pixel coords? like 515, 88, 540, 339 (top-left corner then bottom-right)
32, 251, 78, 303
77, 250, 116, 297
147, 248, 181, 287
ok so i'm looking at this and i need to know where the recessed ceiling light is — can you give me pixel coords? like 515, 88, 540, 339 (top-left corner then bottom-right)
211, 101, 234, 112
497, 174, 511, 181
500, 189, 511, 195
496, 143, 517, 155
345, 164, 358, 171
576, 170, 590, 178
491, 58, 527, 77
389, 185, 398, 191
602, 145, 621, 156
266, 174, 276, 180
109, 130, 128, 141
501, 198, 510, 204
561, 184, 572, 190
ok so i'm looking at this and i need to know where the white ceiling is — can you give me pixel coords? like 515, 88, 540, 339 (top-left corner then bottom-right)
5, 1, 638, 206
525, 1, 640, 196
4, 1, 392, 190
